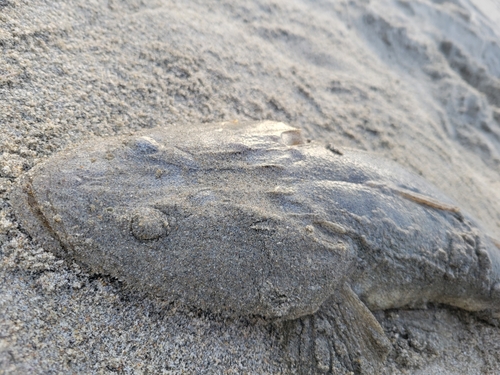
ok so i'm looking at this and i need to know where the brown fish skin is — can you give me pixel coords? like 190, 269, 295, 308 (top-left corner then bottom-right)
10, 121, 500, 321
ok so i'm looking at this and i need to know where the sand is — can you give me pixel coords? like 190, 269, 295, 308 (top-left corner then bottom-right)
1, 0, 500, 373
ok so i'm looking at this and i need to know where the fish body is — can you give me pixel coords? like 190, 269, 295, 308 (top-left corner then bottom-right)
11, 121, 500, 372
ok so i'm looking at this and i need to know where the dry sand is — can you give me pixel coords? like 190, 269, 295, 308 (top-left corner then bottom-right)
1, 0, 500, 373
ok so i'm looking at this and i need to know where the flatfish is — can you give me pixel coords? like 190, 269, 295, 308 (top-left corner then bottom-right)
10, 121, 500, 373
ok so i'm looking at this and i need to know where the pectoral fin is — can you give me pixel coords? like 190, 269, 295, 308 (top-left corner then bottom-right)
282, 283, 391, 374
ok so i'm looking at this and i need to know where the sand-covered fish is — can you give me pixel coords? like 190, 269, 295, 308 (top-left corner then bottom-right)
10, 121, 500, 373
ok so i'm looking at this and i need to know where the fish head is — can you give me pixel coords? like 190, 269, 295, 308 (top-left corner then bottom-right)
11, 121, 354, 319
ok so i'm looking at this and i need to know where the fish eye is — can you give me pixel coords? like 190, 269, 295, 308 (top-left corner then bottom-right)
130, 207, 169, 240
280, 129, 304, 146
130, 136, 161, 154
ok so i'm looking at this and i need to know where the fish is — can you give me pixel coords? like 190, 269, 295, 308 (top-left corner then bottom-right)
10, 120, 500, 373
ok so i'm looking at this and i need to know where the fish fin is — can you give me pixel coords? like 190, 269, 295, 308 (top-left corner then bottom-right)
282, 283, 391, 374
366, 181, 461, 214
395, 188, 461, 214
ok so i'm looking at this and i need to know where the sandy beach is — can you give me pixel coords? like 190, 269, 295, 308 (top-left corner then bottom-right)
2, 0, 500, 373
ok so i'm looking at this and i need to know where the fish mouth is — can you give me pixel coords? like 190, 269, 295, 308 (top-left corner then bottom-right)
10, 174, 68, 258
